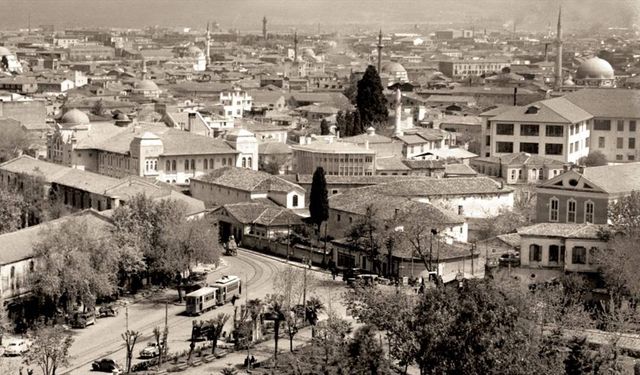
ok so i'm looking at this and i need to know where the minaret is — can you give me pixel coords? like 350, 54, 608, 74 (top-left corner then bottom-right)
376, 29, 384, 73
555, 5, 563, 88
141, 59, 147, 80
205, 22, 211, 68
394, 87, 403, 137
293, 31, 298, 62
262, 16, 267, 40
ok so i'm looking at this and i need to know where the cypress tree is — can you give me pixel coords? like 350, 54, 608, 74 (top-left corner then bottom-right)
356, 65, 388, 129
320, 119, 330, 135
309, 167, 329, 232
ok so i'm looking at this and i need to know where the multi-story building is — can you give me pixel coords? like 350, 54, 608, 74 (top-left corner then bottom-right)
563, 89, 640, 163
470, 152, 568, 185
438, 60, 510, 80
291, 139, 376, 176
219, 87, 252, 118
485, 97, 592, 164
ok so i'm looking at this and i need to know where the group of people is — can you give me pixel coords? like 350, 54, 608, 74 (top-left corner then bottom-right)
243, 355, 257, 368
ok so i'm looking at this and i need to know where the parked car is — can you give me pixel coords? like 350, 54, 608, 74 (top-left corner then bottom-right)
98, 305, 119, 318
4, 339, 29, 356
342, 267, 365, 284
71, 311, 96, 328
139, 342, 162, 359
92, 358, 123, 373
498, 252, 521, 267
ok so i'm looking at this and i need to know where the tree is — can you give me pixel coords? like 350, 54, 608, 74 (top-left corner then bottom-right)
578, 150, 608, 167
122, 329, 140, 374
320, 119, 330, 135
30, 218, 120, 312
25, 325, 74, 375
356, 65, 388, 128
308, 167, 329, 264
0, 189, 24, 234
260, 154, 290, 175
305, 296, 324, 337
344, 325, 392, 375
206, 313, 230, 355
264, 294, 286, 361
91, 99, 105, 116
0, 121, 32, 163
347, 205, 384, 274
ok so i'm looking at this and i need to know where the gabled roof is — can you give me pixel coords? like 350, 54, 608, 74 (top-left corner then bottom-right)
581, 163, 640, 195
489, 97, 592, 124
474, 152, 566, 166
517, 223, 606, 239
221, 202, 302, 226
563, 89, 640, 118
193, 167, 304, 194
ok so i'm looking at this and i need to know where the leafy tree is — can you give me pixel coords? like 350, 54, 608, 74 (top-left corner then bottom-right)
122, 329, 140, 374
0, 121, 32, 162
31, 218, 119, 312
264, 294, 286, 360
578, 150, 608, 167
347, 205, 384, 274
91, 99, 105, 116
309, 167, 329, 263
344, 325, 392, 374
476, 206, 531, 240
25, 325, 74, 375
206, 313, 230, 355
260, 154, 290, 175
356, 65, 388, 128
565, 336, 594, 375
0, 189, 24, 234
320, 118, 330, 135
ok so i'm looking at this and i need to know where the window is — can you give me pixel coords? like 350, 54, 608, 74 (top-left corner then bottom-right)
630, 138, 636, 149
337, 214, 341, 222
572, 246, 587, 264
520, 124, 539, 136
184, 160, 189, 170
222, 158, 227, 166
172, 160, 176, 171
292, 195, 299, 207
210, 159, 214, 168
485, 135, 491, 146
539, 169, 544, 180
549, 245, 560, 263
617, 137, 623, 149
598, 137, 605, 148
191, 159, 195, 170
618, 120, 624, 132
545, 125, 563, 137
166, 160, 171, 171
545, 143, 563, 155
593, 119, 611, 131
247, 157, 252, 169
549, 197, 559, 222
529, 244, 542, 262
496, 142, 514, 153
204, 159, 208, 169
496, 123, 514, 135
630, 121, 636, 132
457, 205, 463, 215
241, 158, 246, 168
519, 142, 539, 154
629, 155, 636, 161
585, 201, 594, 223
567, 199, 577, 223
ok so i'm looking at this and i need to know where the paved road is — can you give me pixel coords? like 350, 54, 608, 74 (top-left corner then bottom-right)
60, 249, 335, 375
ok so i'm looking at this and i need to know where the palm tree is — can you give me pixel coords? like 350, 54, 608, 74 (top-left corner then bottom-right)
206, 313, 230, 355
305, 297, 325, 337
265, 294, 286, 361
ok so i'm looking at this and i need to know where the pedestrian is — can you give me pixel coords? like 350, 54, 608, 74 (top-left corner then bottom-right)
231, 294, 238, 306
250, 355, 256, 365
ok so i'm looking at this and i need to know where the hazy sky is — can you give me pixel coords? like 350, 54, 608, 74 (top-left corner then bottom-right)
0, 0, 637, 33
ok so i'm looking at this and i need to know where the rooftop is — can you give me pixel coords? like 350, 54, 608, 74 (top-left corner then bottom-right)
563, 89, 640, 119
517, 223, 606, 239
192, 167, 304, 194
489, 97, 592, 124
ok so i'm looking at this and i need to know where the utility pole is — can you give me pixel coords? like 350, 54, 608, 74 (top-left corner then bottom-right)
125, 305, 129, 331
302, 265, 308, 309
286, 217, 290, 262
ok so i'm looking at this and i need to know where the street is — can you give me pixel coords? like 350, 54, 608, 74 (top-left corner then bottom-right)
59, 248, 343, 375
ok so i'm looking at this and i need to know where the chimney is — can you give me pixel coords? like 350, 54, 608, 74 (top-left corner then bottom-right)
364, 140, 369, 149
188, 112, 196, 131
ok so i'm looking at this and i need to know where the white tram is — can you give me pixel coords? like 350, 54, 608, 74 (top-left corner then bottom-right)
184, 275, 242, 315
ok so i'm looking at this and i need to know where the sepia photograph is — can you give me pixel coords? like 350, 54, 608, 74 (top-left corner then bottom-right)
0, 0, 639, 373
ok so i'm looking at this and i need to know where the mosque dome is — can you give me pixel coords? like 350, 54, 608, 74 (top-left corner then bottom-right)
303, 48, 316, 57
60, 108, 90, 126
135, 79, 160, 91
0, 47, 11, 56
381, 61, 407, 75
576, 57, 614, 80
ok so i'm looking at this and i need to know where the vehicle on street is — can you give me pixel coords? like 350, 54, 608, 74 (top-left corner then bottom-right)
185, 287, 219, 316
225, 235, 238, 256
212, 275, 242, 304
92, 358, 123, 373
342, 267, 365, 285
98, 305, 119, 318
71, 311, 96, 328
4, 339, 29, 356
139, 342, 162, 358
498, 252, 521, 267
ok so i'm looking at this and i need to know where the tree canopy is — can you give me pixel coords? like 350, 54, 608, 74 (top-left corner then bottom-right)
578, 150, 608, 167
309, 167, 329, 230
356, 65, 388, 129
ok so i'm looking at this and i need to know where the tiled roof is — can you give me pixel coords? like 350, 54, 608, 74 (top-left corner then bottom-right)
375, 156, 411, 171
223, 202, 302, 226
0, 210, 113, 265
496, 233, 521, 247
0, 155, 70, 182
258, 142, 291, 155
193, 167, 304, 193
490, 97, 592, 124
291, 141, 374, 154
581, 163, 640, 195
282, 174, 427, 185
473, 152, 565, 166
341, 133, 394, 145
444, 163, 478, 176
401, 159, 446, 170
517, 223, 606, 239
563, 89, 640, 118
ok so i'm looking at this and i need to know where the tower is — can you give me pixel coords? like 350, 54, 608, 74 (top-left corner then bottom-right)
555, 5, 563, 88
205, 22, 211, 68
394, 87, 403, 137
293, 31, 298, 62
376, 29, 383, 73
262, 16, 267, 40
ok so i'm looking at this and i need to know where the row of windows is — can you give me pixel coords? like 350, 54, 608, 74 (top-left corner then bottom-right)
495, 124, 564, 137
549, 198, 594, 223
496, 142, 564, 155
529, 244, 596, 265
594, 119, 637, 132
164, 157, 235, 172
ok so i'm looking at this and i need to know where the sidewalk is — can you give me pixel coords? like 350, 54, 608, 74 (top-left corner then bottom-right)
238, 247, 331, 276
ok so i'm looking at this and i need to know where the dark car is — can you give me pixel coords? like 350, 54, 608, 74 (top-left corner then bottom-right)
92, 358, 122, 373
71, 311, 96, 328
498, 252, 521, 267
343, 268, 366, 285
98, 305, 119, 318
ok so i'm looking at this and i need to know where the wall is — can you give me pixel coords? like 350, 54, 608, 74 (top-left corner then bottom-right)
589, 117, 640, 163
190, 180, 254, 206
423, 192, 514, 219
535, 191, 609, 224
0, 258, 35, 300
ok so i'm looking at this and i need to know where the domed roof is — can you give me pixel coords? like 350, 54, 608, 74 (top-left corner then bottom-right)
186, 46, 203, 56
0, 47, 11, 56
60, 108, 90, 126
576, 57, 614, 80
303, 48, 316, 57
135, 79, 159, 91
381, 61, 407, 74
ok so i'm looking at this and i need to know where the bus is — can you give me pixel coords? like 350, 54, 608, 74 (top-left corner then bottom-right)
213, 275, 242, 305
185, 287, 218, 316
